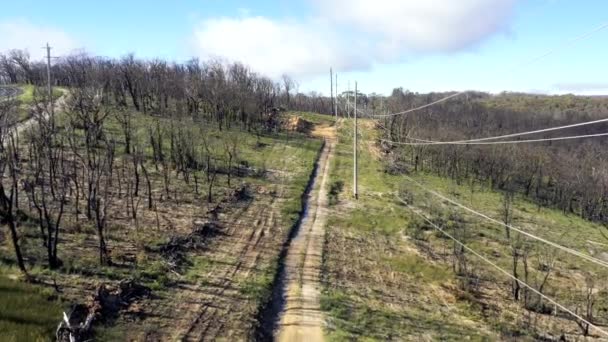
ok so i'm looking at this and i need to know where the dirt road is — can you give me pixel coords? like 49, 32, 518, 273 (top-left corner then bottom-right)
275, 123, 335, 342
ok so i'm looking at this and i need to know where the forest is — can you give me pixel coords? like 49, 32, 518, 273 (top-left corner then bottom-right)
0, 50, 330, 340
380, 88, 608, 224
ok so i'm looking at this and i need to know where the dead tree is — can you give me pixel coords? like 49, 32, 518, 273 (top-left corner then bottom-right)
0, 96, 27, 274
223, 133, 239, 187
115, 108, 134, 154
201, 133, 218, 203
449, 212, 471, 290
0, 132, 27, 274
64, 65, 116, 265
140, 158, 153, 210
25, 135, 68, 269
528, 245, 556, 311
510, 234, 524, 301
572, 274, 597, 337
502, 190, 514, 239
25, 97, 72, 269
148, 120, 164, 171
92, 140, 116, 265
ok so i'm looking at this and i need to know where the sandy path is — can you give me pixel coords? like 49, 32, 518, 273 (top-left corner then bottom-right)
275, 123, 335, 342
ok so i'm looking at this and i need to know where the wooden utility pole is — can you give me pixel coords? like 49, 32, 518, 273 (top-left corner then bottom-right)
330, 68, 334, 117
44, 43, 55, 129
347, 81, 351, 119
335, 73, 338, 118
353, 81, 358, 199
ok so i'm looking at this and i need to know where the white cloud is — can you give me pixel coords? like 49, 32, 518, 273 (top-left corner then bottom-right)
0, 18, 79, 59
316, 0, 517, 54
192, 0, 519, 78
192, 16, 367, 78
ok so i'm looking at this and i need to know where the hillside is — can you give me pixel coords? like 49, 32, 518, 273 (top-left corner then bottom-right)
321, 118, 608, 341
0, 106, 326, 340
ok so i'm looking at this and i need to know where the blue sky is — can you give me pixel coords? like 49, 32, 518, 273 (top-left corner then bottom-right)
1, 0, 607, 95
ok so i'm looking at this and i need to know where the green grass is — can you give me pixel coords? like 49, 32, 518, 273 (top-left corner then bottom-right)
322, 119, 491, 340
405, 172, 608, 276
17, 84, 35, 104
0, 275, 64, 342
326, 119, 407, 235
320, 118, 608, 340
328, 206, 407, 236
321, 288, 492, 341
184, 255, 214, 283
239, 267, 275, 302
16, 84, 64, 105
382, 254, 451, 283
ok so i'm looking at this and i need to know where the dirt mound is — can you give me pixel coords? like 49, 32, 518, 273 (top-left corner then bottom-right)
283, 116, 312, 133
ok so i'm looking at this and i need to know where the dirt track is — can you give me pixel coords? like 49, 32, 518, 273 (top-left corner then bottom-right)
275, 123, 335, 342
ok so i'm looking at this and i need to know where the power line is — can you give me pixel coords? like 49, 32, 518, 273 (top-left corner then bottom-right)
511, 22, 608, 70
400, 199, 608, 338
402, 175, 608, 269
372, 92, 463, 118
370, 21, 608, 119
380, 132, 608, 146
394, 117, 608, 144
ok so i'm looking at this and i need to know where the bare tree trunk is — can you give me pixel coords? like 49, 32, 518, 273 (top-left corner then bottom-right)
7, 217, 27, 273
0, 183, 27, 274
141, 161, 153, 210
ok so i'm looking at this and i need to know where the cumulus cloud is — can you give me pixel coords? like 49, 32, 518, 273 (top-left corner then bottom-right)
191, 0, 519, 77
192, 16, 368, 78
0, 18, 79, 58
316, 0, 517, 54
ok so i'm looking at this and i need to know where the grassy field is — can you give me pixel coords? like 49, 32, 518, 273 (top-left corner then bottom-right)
321, 118, 608, 340
322, 119, 497, 340
0, 272, 64, 341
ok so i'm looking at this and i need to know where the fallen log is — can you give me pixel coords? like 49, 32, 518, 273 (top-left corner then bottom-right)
55, 280, 150, 342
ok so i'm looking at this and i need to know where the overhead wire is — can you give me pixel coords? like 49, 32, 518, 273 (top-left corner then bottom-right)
381, 132, 608, 146
402, 175, 608, 269
384, 117, 608, 144
369, 21, 608, 119
400, 198, 608, 338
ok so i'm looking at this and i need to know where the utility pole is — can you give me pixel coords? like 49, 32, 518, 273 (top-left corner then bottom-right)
353, 81, 358, 199
44, 43, 55, 129
347, 81, 351, 119
330, 68, 334, 117
335, 73, 338, 118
